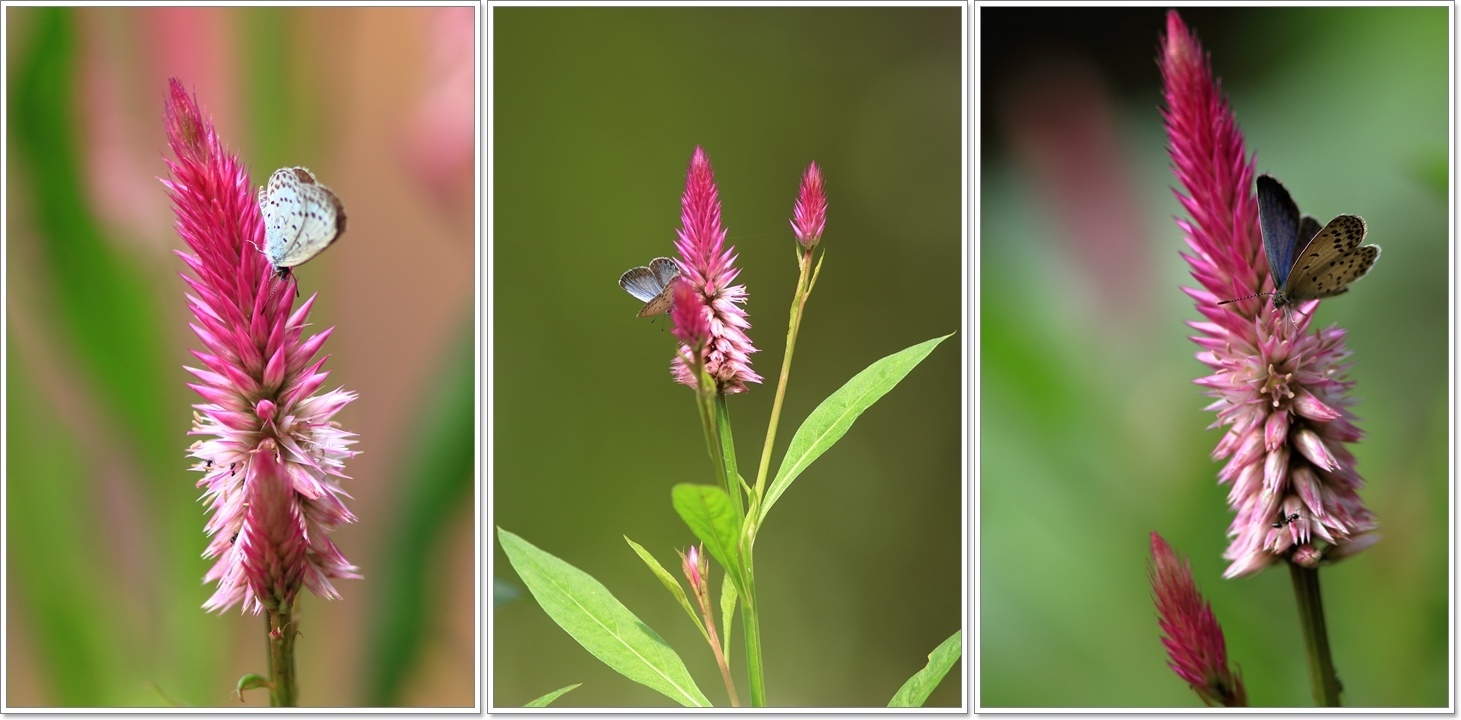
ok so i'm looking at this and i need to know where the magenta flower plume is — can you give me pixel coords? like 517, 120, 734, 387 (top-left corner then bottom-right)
671, 277, 710, 354
790, 161, 827, 249
1161, 12, 1378, 579
1148, 533, 1248, 707
671, 146, 761, 394
162, 78, 360, 614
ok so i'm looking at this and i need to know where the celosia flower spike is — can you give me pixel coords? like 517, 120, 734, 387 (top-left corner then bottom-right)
1148, 532, 1248, 707
163, 78, 361, 614
790, 161, 826, 249
1160, 11, 1377, 578
670, 146, 761, 395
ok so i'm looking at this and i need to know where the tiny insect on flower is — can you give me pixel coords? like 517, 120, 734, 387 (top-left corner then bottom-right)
1271, 512, 1300, 529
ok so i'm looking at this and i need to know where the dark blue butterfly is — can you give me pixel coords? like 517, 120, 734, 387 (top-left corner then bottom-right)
1221, 174, 1380, 308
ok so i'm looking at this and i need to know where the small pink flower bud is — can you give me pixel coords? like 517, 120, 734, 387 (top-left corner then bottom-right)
790, 161, 826, 249
1148, 532, 1248, 707
682, 544, 704, 593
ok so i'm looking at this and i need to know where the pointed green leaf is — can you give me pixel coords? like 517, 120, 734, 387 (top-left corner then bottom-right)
624, 536, 708, 645
887, 630, 962, 707
497, 528, 711, 707
671, 484, 742, 592
763, 334, 952, 522
525, 683, 582, 707
234, 673, 270, 704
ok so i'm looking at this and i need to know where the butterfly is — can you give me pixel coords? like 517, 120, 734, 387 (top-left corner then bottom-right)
257, 167, 347, 288
1220, 174, 1379, 309
618, 257, 681, 317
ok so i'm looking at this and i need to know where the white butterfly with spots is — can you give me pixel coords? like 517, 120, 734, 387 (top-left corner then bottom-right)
257, 166, 347, 283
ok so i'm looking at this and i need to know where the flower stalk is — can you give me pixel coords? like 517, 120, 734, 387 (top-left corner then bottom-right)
1160, 10, 1377, 705
1290, 563, 1341, 705
681, 546, 740, 707
752, 163, 826, 507
163, 77, 360, 706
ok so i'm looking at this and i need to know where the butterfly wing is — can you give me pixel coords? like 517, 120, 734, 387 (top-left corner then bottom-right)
1256, 174, 1303, 289
269, 168, 346, 268
260, 169, 305, 266
1282, 214, 1378, 301
649, 257, 681, 287
618, 266, 663, 303
1298, 215, 1322, 246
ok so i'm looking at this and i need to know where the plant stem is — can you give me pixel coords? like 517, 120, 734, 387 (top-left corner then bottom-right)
1288, 562, 1341, 706
740, 561, 765, 707
266, 604, 299, 706
714, 397, 744, 525
699, 587, 740, 707
752, 247, 817, 508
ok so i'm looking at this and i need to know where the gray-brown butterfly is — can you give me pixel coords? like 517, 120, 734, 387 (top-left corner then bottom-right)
618, 257, 681, 317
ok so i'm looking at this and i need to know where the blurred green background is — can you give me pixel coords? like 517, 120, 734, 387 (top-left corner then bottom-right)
491, 6, 963, 709
6, 6, 475, 708
980, 6, 1448, 708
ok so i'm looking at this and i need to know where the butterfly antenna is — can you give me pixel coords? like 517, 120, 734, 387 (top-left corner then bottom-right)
1218, 292, 1272, 306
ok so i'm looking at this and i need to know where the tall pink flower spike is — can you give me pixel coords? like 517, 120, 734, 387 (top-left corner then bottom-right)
1160, 12, 1378, 578
162, 78, 361, 613
670, 146, 762, 395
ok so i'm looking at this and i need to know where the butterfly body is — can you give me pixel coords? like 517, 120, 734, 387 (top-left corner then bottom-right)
1223, 174, 1380, 308
618, 257, 681, 317
258, 167, 347, 278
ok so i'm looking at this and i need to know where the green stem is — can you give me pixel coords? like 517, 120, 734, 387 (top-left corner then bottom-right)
752, 248, 816, 508
740, 560, 765, 707
713, 396, 745, 525
1288, 562, 1341, 706
266, 603, 299, 706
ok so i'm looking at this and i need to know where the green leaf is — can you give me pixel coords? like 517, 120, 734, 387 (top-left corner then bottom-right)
524, 683, 582, 707
762, 334, 952, 522
624, 536, 708, 645
887, 630, 962, 707
671, 484, 743, 592
234, 674, 270, 704
718, 577, 738, 664
497, 528, 711, 707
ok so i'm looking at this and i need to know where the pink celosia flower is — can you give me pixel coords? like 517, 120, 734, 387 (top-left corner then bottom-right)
1148, 532, 1248, 707
162, 78, 361, 613
670, 147, 761, 394
1160, 11, 1378, 579
790, 161, 826, 249
671, 277, 710, 361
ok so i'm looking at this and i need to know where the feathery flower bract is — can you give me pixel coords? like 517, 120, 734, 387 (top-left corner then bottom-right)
790, 161, 827, 249
671, 147, 761, 395
1148, 532, 1248, 707
162, 78, 361, 614
1160, 12, 1377, 579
